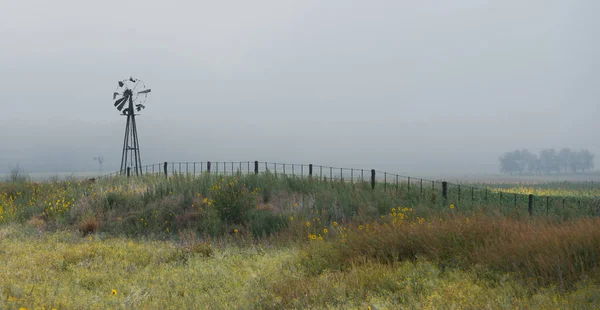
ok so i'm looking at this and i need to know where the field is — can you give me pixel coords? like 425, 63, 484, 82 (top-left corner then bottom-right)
1, 173, 600, 309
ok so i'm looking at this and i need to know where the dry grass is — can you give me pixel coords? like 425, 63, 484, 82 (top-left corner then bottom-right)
77, 216, 100, 235
303, 214, 600, 290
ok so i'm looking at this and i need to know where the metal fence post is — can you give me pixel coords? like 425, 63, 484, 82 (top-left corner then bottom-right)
207, 161, 211, 174
384, 172, 387, 192
127, 167, 131, 178
371, 169, 376, 190
442, 182, 447, 200
163, 162, 168, 178
309, 164, 313, 177
528, 194, 533, 216
254, 161, 259, 174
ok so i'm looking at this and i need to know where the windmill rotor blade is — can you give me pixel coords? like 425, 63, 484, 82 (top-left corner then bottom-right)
116, 93, 130, 111
113, 92, 120, 100
137, 89, 151, 94
117, 99, 127, 111
114, 97, 126, 107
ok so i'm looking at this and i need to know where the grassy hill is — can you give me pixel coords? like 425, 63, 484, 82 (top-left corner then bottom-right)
0, 173, 599, 309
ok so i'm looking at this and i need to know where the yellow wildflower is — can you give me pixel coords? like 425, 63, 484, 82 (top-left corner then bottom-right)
305, 221, 310, 227
333, 222, 338, 227
294, 203, 298, 207
450, 204, 455, 209
323, 228, 328, 234
290, 216, 294, 221
112, 289, 117, 295
234, 229, 239, 233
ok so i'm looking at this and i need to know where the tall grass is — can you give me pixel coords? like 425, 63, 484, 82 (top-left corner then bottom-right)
301, 214, 600, 290
1, 174, 600, 307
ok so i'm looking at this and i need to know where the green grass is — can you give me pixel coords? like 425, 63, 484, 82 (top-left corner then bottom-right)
1, 225, 599, 309
0, 173, 599, 308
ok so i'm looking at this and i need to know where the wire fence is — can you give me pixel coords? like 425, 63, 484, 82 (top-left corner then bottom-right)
99, 161, 600, 217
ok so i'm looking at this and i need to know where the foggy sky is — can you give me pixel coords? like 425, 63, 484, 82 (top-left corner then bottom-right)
1, 1, 599, 176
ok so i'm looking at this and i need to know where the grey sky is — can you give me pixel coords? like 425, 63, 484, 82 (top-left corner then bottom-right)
1, 0, 598, 175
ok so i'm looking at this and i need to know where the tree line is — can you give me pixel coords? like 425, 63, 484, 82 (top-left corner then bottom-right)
499, 148, 595, 174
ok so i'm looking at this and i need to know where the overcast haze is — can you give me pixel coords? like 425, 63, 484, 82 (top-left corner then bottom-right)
1, 1, 598, 176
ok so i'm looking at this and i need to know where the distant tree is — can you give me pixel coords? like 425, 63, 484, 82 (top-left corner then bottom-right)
568, 151, 584, 173
558, 148, 572, 173
500, 148, 594, 175
520, 149, 539, 174
539, 149, 560, 174
499, 152, 516, 174
580, 149, 595, 172
499, 150, 525, 174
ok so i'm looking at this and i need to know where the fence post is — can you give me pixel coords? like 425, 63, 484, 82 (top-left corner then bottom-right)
458, 185, 461, 202
207, 161, 211, 174
253, 161, 258, 174
528, 194, 533, 216
546, 196, 549, 214
163, 162, 168, 178
309, 164, 313, 177
408, 177, 411, 191
514, 193, 517, 207
371, 169, 376, 190
127, 167, 131, 178
384, 173, 387, 192
442, 182, 447, 199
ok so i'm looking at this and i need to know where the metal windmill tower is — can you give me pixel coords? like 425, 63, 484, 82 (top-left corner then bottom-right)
93, 155, 104, 174
112, 77, 151, 176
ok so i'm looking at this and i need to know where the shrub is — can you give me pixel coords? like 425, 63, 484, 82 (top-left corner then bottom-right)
77, 216, 100, 235
245, 209, 287, 237
209, 177, 259, 224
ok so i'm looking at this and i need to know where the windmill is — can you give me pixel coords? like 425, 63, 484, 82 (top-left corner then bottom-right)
93, 155, 104, 175
113, 77, 151, 176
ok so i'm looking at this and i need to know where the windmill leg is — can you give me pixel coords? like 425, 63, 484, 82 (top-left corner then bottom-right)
120, 115, 131, 175
134, 117, 142, 176
129, 116, 134, 171
131, 115, 142, 176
